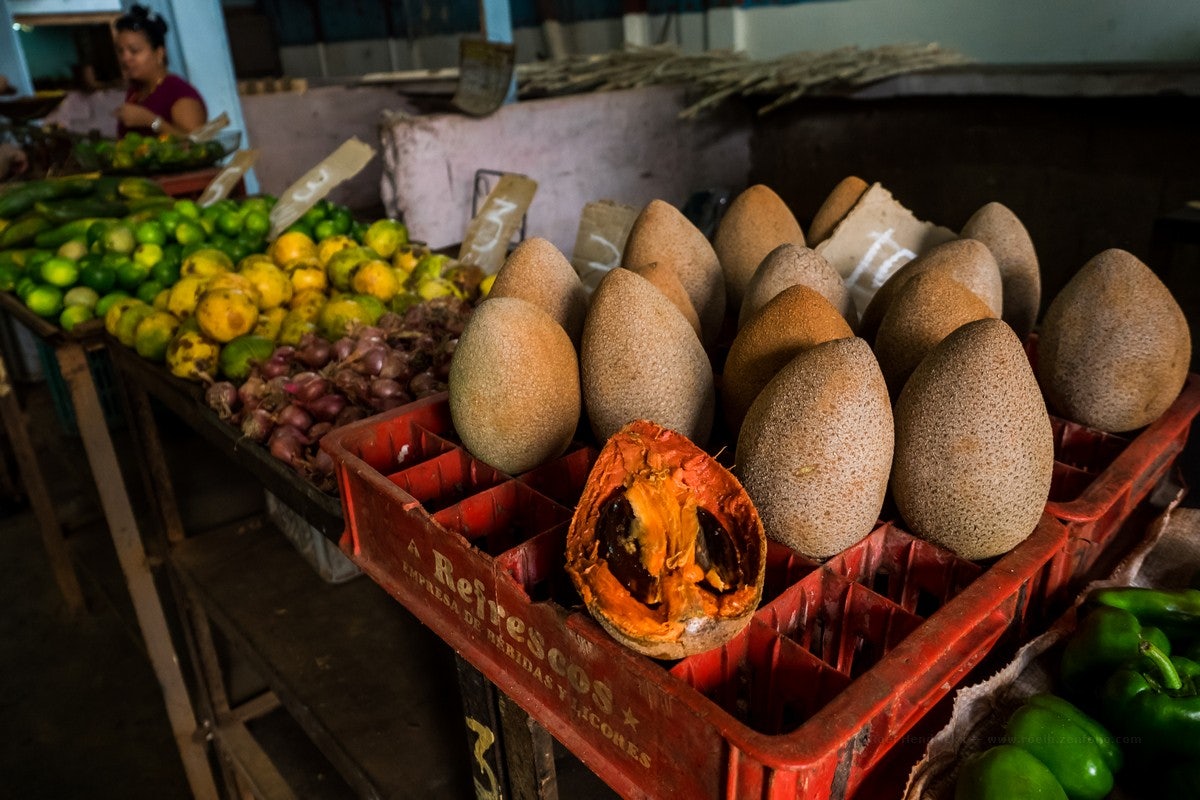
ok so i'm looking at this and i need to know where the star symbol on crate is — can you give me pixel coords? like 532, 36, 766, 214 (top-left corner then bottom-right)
623, 707, 639, 731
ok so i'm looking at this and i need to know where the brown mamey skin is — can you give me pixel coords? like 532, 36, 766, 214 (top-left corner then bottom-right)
487, 236, 589, 345
581, 268, 715, 446
806, 175, 870, 245
713, 184, 806, 313
627, 261, 702, 337
622, 199, 726, 346
565, 419, 766, 659
874, 270, 996, 398
722, 284, 854, 436
1038, 248, 1191, 433
736, 337, 893, 560
961, 202, 1041, 341
892, 318, 1053, 561
449, 297, 580, 474
859, 238, 1003, 344
738, 243, 858, 330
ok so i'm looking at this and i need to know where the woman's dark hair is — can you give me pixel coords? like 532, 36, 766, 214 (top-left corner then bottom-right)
115, 4, 169, 50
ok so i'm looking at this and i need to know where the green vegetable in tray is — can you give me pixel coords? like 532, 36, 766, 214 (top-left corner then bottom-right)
954, 744, 1068, 800
73, 133, 228, 176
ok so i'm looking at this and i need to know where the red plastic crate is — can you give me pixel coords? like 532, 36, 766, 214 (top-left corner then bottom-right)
322, 373, 1200, 800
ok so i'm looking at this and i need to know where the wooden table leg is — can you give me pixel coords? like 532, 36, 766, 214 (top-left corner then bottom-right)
54, 341, 221, 800
0, 347, 85, 614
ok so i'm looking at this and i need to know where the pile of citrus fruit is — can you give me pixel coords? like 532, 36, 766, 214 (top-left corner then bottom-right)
1, 173, 488, 386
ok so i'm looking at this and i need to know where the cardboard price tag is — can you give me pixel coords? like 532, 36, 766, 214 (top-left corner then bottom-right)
815, 183, 956, 313
571, 199, 637, 293
457, 173, 538, 273
197, 149, 260, 208
268, 138, 377, 240
188, 112, 230, 143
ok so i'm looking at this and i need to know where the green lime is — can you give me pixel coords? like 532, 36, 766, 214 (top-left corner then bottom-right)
173, 219, 207, 246
216, 208, 244, 237
151, 259, 181, 287
63, 285, 100, 309
14, 276, 39, 301
0, 264, 19, 292
134, 219, 167, 246
38, 256, 80, 288
156, 209, 182, 231
59, 304, 95, 332
25, 250, 53, 270
57, 239, 88, 261
135, 279, 166, 305
330, 208, 353, 235
25, 285, 65, 319
283, 221, 313, 239
243, 209, 270, 239
133, 242, 163, 269
116, 259, 152, 291
173, 199, 201, 220
102, 223, 136, 255
94, 290, 132, 318
81, 264, 118, 295
300, 205, 327, 228
313, 219, 337, 241
87, 220, 115, 249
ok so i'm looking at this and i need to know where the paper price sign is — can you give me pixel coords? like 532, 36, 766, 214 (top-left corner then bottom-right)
457, 173, 538, 274
571, 199, 637, 292
197, 149, 260, 208
189, 112, 230, 143
268, 138, 377, 240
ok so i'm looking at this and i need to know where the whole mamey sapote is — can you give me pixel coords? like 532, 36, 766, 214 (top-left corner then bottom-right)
712, 184, 806, 312
893, 318, 1053, 561
565, 419, 766, 659
450, 296, 580, 474
1037, 248, 1191, 433
736, 337, 893, 560
738, 243, 856, 330
961, 201, 1040, 341
487, 237, 589, 344
806, 175, 870, 246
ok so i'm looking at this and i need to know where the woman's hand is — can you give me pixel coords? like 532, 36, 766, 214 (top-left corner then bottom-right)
115, 102, 160, 130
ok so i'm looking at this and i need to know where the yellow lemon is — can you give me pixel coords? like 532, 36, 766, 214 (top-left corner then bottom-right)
166, 328, 222, 382
316, 234, 358, 267
195, 287, 260, 343
205, 272, 263, 307
252, 306, 287, 341
239, 260, 292, 310
133, 311, 181, 362
350, 259, 400, 302
277, 310, 319, 346
115, 302, 156, 348
392, 246, 422, 275
290, 266, 328, 294
103, 297, 144, 338
180, 247, 234, 279
269, 230, 317, 267
166, 275, 209, 319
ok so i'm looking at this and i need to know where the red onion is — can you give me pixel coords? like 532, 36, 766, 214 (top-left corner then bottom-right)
410, 370, 443, 397
307, 422, 334, 442
276, 403, 314, 432
333, 337, 355, 361
351, 345, 387, 376
238, 375, 267, 410
370, 377, 405, 400
332, 368, 368, 399
334, 406, 369, 426
308, 449, 335, 475
306, 393, 347, 422
241, 407, 274, 443
356, 325, 385, 344
378, 350, 411, 381
268, 425, 309, 465
205, 381, 239, 420
296, 336, 332, 369
370, 395, 409, 412
260, 355, 292, 379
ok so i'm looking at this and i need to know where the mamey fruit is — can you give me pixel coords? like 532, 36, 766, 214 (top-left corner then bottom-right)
486, 237, 589, 344
627, 262, 701, 337
581, 267, 714, 446
566, 419, 766, 659
449, 296, 580, 474
873, 270, 996, 397
722, 284, 853, 435
712, 184, 806, 311
736, 337, 893, 560
961, 201, 1041, 341
622, 199, 725, 346
1037, 248, 1191, 433
738, 243, 856, 330
892, 318, 1053, 561
806, 175, 870, 245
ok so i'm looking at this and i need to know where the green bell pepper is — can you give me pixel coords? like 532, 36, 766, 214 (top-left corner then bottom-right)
1024, 693, 1122, 773
1060, 604, 1172, 695
1006, 703, 1115, 800
954, 744, 1068, 800
1088, 586, 1200, 642
1101, 644, 1200, 757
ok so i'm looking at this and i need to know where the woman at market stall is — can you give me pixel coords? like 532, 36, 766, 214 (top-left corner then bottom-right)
112, 5, 207, 137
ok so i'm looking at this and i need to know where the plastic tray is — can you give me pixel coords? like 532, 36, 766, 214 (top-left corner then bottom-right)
321, 377, 1199, 799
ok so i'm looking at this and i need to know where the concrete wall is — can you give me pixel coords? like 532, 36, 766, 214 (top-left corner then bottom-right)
377, 85, 752, 253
